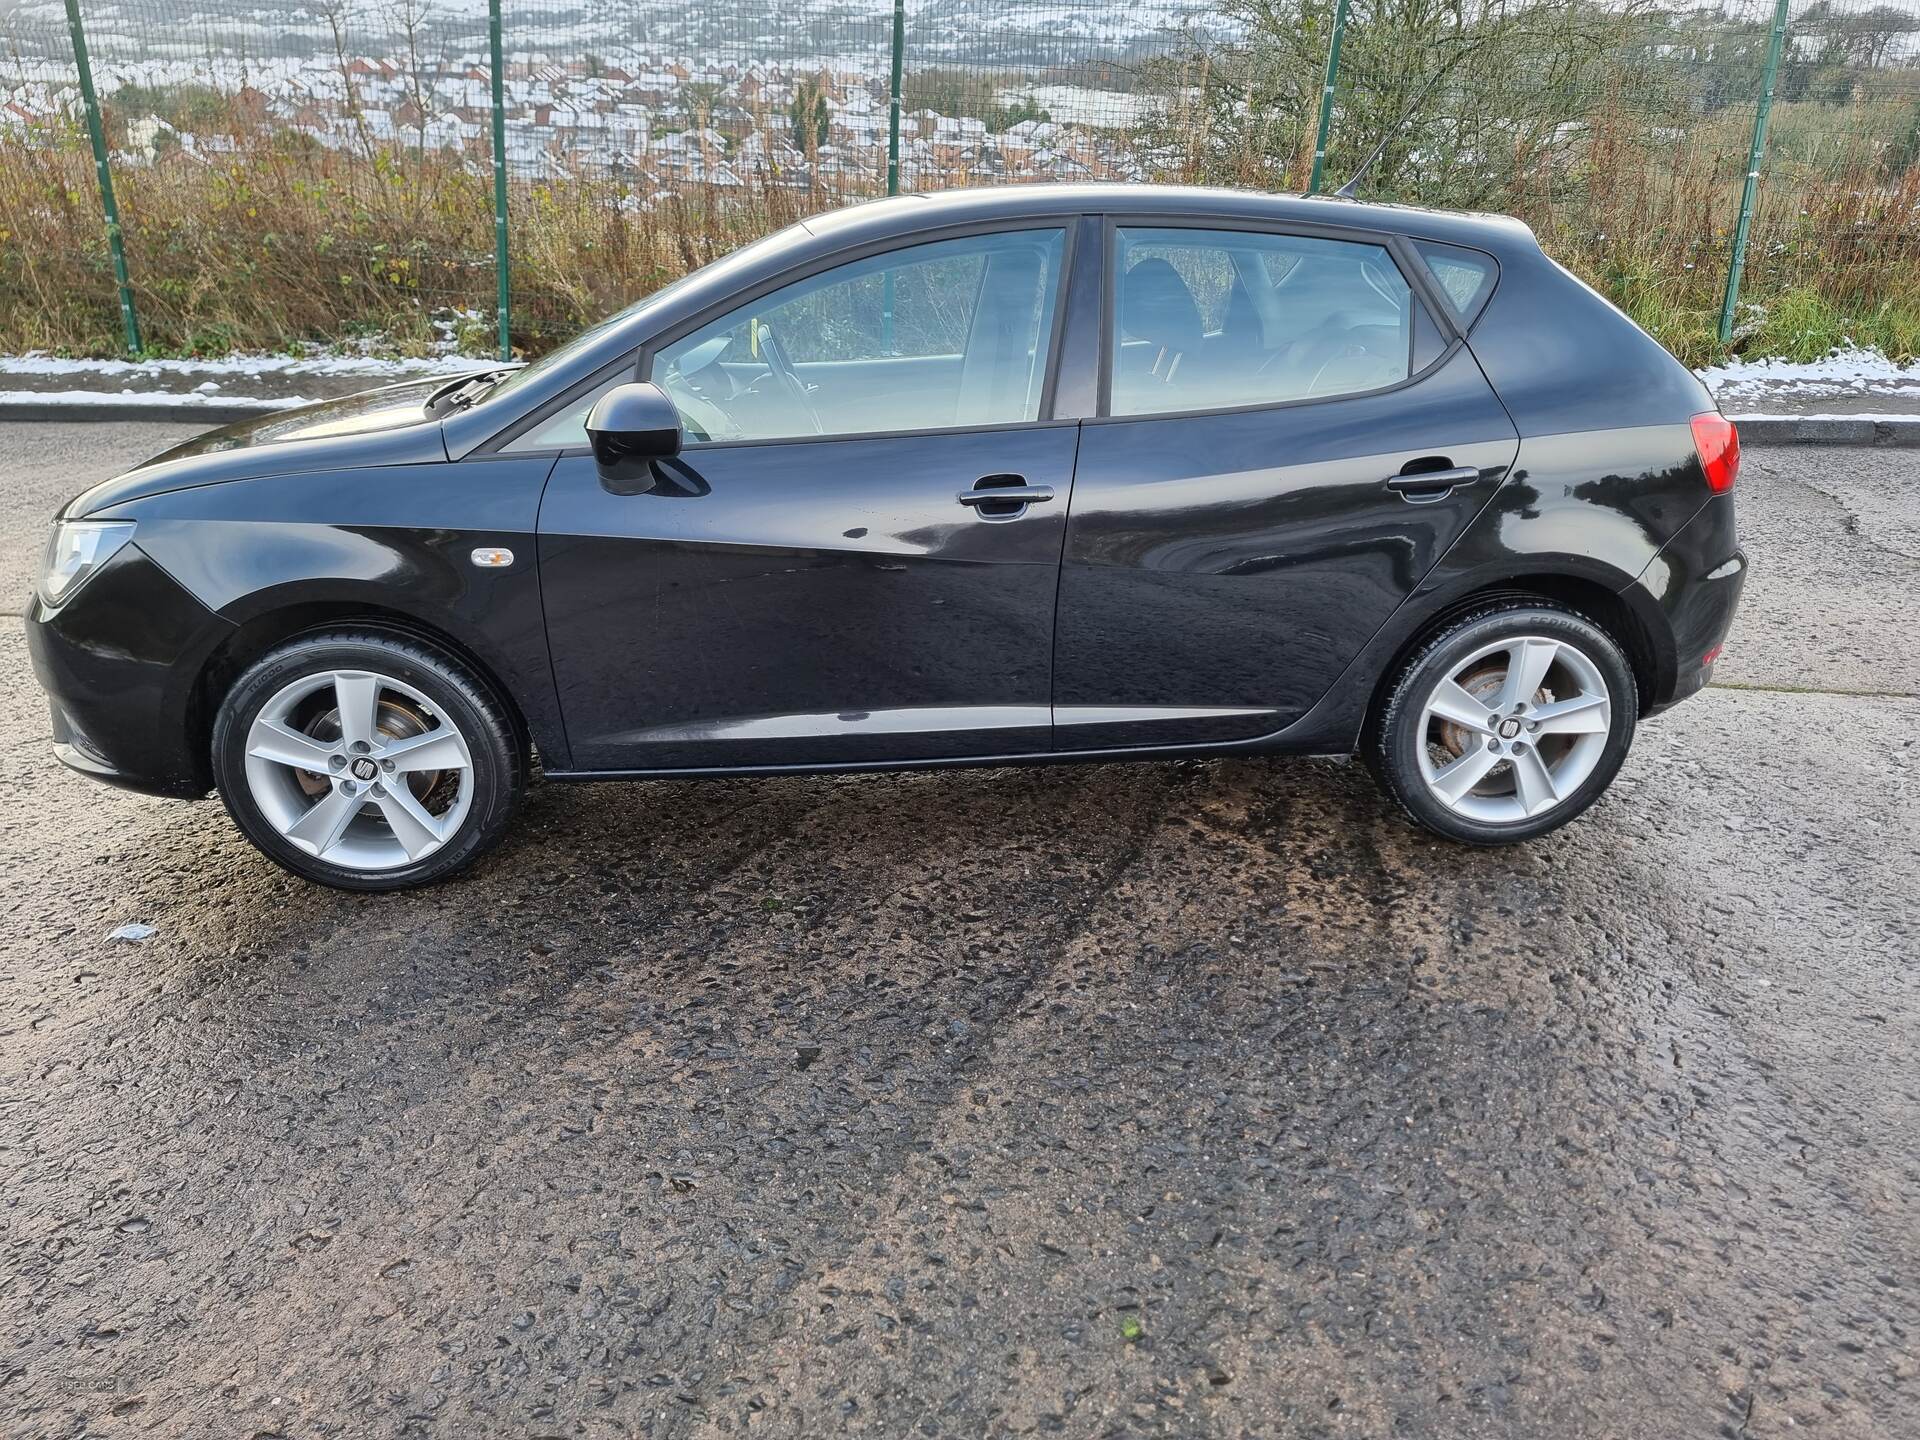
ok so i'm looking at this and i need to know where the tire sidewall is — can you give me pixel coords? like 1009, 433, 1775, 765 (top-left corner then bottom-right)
1378, 605, 1638, 844
211, 635, 518, 890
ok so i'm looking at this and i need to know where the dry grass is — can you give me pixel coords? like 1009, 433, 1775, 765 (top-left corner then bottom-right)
1, 99, 1915, 365
1499, 97, 1920, 366
0, 133, 841, 358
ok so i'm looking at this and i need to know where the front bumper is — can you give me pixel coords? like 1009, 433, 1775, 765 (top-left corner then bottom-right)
26, 542, 234, 799
1632, 493, 1746, 714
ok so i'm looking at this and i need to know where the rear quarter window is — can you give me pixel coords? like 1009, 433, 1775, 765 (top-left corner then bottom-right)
1414, 241, 1498, 327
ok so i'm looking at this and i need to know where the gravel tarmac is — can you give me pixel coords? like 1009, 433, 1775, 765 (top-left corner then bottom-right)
2, 425, 1915, 1439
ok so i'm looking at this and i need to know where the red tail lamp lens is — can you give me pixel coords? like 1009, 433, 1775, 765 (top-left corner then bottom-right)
1691, 412, 1740, 493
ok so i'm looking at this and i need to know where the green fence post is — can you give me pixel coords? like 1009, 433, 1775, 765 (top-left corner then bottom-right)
488, 0, 511, 361
883, 0, 905, 352
62, 0, 140, 354
886, 0, 904, 196
1718, 0, 1790, 346
1306, 0, 1350, 195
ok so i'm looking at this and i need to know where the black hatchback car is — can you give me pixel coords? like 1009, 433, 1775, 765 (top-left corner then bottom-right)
28, 184, 1745, 889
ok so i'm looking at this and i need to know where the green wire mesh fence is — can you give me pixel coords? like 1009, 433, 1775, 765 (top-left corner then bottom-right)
2, 0, 1916, 363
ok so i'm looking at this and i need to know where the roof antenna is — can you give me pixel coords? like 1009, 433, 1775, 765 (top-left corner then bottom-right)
1331, 64, 1456, 200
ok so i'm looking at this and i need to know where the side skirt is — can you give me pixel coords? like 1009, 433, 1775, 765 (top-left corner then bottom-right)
541, 733, 1352, 784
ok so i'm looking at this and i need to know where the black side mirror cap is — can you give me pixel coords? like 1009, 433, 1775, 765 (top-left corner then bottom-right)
585, 382, 683, 487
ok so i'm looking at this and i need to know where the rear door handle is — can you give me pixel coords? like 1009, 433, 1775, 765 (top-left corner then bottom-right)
957, 485, 1055, 507
1386, 465, 1481, 500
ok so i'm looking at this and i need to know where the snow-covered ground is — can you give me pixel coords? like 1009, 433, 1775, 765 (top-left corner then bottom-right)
2, 387, 313, 409
0, 352, 485, 381
0, 348, 493, 408
3, 345, 1918, 417
1697, 347, 1920, 417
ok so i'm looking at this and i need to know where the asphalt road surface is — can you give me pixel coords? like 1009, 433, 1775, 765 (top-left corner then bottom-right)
3, 424, 1915, 1439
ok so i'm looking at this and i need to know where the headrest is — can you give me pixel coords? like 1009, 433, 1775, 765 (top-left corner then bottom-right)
1121, 257, 1203, 357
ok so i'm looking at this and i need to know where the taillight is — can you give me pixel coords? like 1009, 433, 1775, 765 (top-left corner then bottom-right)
1690, 412, 1740, 493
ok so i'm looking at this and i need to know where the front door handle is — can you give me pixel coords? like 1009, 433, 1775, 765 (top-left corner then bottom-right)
958, 476, 1055, 520
1386, 464, 1481, 501
957, 485, 1055, 507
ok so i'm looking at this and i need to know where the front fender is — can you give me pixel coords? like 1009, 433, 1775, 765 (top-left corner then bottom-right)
98, 458, 569, 766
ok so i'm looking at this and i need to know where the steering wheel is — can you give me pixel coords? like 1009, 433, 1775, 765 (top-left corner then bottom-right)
753, 320, 823, 435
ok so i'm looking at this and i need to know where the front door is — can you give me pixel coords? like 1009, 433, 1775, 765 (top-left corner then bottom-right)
536, 226, 1076, 771
1054, 222, 1520, 751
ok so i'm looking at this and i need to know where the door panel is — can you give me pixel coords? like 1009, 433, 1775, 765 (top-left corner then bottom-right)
539, 425, 1080, 770
1056, 344, 1519, 751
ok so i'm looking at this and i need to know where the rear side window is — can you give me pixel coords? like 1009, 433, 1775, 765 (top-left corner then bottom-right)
1108, 227, 1417, 417
1414, 241, 1498, 326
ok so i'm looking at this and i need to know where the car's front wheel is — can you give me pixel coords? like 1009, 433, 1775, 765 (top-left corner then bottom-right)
211, 630, 525, 890
1367, 601, 1638, 844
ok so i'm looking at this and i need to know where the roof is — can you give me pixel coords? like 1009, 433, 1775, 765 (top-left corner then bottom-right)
799, 183, 1538, 259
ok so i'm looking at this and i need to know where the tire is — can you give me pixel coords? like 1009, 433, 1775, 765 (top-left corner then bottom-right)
1366, 600, 1638, 845
211, 630, 526, 890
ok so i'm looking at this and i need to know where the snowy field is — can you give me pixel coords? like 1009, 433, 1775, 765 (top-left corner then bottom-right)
1694, 348, 1920, 418
0, 349, 492, 409
3, 344, 1918, 416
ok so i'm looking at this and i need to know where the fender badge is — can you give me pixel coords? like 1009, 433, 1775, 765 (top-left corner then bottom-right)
470, 547, 514, 568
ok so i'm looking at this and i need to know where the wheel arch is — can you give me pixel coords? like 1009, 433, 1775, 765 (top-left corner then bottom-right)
1362, 567, 1670, 742
190, 599, 545, 785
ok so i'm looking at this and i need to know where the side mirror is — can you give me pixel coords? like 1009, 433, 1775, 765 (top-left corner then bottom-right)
585, 381, 683, 487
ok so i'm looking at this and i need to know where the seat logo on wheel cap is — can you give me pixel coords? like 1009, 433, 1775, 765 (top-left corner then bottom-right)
351, 757, 378, 780
1497, 717, 1523, 739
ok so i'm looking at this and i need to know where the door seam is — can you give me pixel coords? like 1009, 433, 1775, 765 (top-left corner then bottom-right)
1044, 421, 1085, 748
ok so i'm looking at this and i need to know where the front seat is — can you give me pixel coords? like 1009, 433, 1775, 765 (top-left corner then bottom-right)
955, 246, 1049, 426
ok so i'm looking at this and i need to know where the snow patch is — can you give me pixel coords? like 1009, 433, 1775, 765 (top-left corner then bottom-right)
1727, 412, 1920, 423
0, 350, 485, 381
1, 388, 307, 408
1696, 346, 1920, 398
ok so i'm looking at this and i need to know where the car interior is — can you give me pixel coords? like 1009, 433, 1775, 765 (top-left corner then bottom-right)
1110, 231, 1417, 415
657, 230, 1063, 442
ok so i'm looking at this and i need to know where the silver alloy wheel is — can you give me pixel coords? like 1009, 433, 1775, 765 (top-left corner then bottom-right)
242, 669, 474, 872
1415, 634, 1613, 824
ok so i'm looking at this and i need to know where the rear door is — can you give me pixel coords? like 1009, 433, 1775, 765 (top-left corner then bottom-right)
1054, 220, 1519, 751
529, 225, 1079, 772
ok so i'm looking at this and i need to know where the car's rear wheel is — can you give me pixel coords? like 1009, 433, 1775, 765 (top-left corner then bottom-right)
211, 631, 525, 890
1367, 601, 1637, 844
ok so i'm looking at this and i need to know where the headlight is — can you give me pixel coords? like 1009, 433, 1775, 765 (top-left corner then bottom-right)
39, 520, 136, 609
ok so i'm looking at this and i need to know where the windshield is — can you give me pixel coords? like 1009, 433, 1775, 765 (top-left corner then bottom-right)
475, 303, 640, 406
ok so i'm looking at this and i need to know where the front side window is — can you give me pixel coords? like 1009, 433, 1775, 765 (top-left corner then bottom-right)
652, 229, 1066, 444
500, 362, 636, 453
1109, 227, 1417, 417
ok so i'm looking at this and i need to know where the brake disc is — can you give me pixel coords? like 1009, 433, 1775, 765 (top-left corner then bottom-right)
291, 697, 448, 808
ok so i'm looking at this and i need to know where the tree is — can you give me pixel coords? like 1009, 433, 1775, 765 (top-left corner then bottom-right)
680, 80, 725, 133
790, 75, 830, 155
990, 95, 1052, 133
1799, 1, 1920, 69
1134, 0, 1667, 203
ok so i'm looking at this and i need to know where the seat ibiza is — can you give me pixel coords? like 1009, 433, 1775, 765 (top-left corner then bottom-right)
28, 185, 1745, 889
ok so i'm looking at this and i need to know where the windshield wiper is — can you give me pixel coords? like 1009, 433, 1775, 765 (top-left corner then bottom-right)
422, 368, 511, 417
